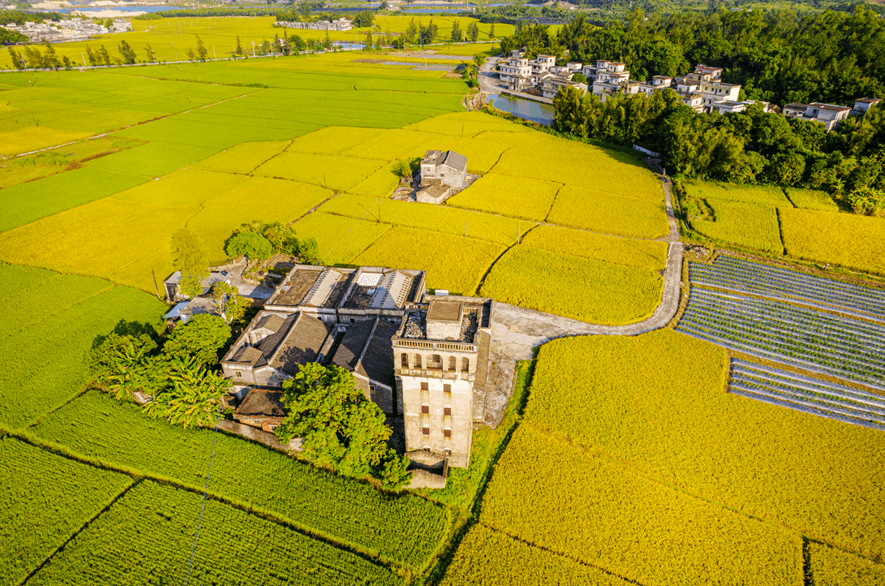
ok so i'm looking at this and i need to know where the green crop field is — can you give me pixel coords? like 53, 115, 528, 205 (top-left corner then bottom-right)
0, 263, 164, 431
522, 332, 885, 563
27, 480, 401, 586
0, 437, 133, 586
29, 391, 451, 571
785, 187, 841, 211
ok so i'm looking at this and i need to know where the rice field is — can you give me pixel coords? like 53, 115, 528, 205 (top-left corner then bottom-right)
786, 187, 841, 211
691, 198, 783, 253
480, 425, 803, 585
479, 245, 664, 324
518, 225, 668, 270
779, 208, 885, 275
352, 227, 504, 294
523, 332, 885, 562
545, 184, 670, 239
293, 211, 391, 266
446, 173, 560, 222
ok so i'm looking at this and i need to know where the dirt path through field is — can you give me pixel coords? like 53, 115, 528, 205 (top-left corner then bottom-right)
479, 175, 684, 426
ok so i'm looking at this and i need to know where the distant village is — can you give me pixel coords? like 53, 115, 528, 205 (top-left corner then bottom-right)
499, 49, 881, 131
1, 17, 131, 43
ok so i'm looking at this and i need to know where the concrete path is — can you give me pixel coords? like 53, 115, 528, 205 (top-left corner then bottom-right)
478, 175, 685, 427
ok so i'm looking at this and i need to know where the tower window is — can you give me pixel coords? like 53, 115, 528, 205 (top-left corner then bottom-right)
422, 426, 430, 436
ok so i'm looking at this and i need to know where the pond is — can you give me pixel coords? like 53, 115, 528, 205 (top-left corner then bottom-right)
488, 94, 554, 125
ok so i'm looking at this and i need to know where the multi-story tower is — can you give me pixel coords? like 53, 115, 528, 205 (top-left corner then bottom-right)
393, 297, 492, 469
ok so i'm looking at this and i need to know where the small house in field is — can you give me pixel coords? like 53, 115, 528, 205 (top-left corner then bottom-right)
418, 150, 468, 204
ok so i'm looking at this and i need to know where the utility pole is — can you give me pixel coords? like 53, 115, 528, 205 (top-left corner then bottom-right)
81, 52, 86, 67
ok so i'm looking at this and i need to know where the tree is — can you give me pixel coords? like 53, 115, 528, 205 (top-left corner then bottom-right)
405, 17, 418, 44
299, 237, 322, 265
145, 44, 156, 63
42, 40, 58, 69
489, 22, 495, 38
225, 230, 274, 260
186, 47, 196, 61
211, 281, 249, 325
467, 21, 479, 43
288, 34, 306, 52
143, 356, 231, 429
87, 333, 158, 400
353, 10, 374, 28
118, 39, 137, 64
275, 363, 411, 489
195, 35, 208, 61
98, 44, 111, 66
85, 44, 98, 66
298, 0, 311, 20
171, 228, 208, 300
364, 31, 373, 50
163, 314, 231, 367
450, 20, 462, 43
9, 47, 24, 69
62, 55, 71, 69
235, 35, 244, 56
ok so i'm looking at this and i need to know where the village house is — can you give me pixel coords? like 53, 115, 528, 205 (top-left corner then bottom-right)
783, 102, 853, 131
500, 50, 588, 99
417, 150, 468, 204
277, 17, 352, 31
851, 98, 881, 116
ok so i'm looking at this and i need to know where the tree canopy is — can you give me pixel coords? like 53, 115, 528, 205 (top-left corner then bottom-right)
275, 363, 411, 490
163, 314, 231, 367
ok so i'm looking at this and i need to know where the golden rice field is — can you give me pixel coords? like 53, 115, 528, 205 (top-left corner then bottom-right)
480, 424, 803, 585
519, 224, 668, 270
785, 187, 841, 212
479, 245, 664, 324
523, 331, 885, 564
809, 543, 885, 585
545, 184, 670, 239
445, 173, 560, 222
440, 523, 632, 586
293, 211, 392, 266
691, 198, 784, 253
352, 227, 504, 294
779, 208, 885, 275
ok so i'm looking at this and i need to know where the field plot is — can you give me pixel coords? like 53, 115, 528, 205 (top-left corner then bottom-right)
320, 193, 531, 246
677, 287, 885, 389
809, 543, 885, 586
523, 332, 885, 562
545, 184, 669, 238
194, 140, 291, 174
352, 227, 504, 294
0, 137, 140, 189
479, 245, 663, 324
254, 151, 388, 192
440, 523, 631, 586
689, 256, 885, 322
0, 266, 163, 431
780, 207, 885, 274
491, 133, 662, 198
28, 480, 401, 586
519, 225, 668, 270
728, 359, 885, 431
480, 425, 803, 586
446, 173, 560, 222
786, 187, 841, 211
0, 70, 259, 156
86, 141, 220, 178
691, 198, 783, 253
0, 166, 149, 234
684, 180, 791, 205
0, 437, 132, 586
293, 211, 391, 266
286, 126, 387, 155
30, 391, 451, 570
401, 111, 533, 138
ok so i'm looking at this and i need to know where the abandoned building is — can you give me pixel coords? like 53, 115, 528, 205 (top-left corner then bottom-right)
221, 264, 499, 479
417, 150, 468, 204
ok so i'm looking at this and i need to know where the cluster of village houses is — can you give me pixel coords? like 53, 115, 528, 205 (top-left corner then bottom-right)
1, 17, 131, 43
164, 150, 489, 488
275, 17, 353, 32
500, 49, 880, 131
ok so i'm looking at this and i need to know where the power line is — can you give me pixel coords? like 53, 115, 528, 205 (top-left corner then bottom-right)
184, 405, 222, 586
